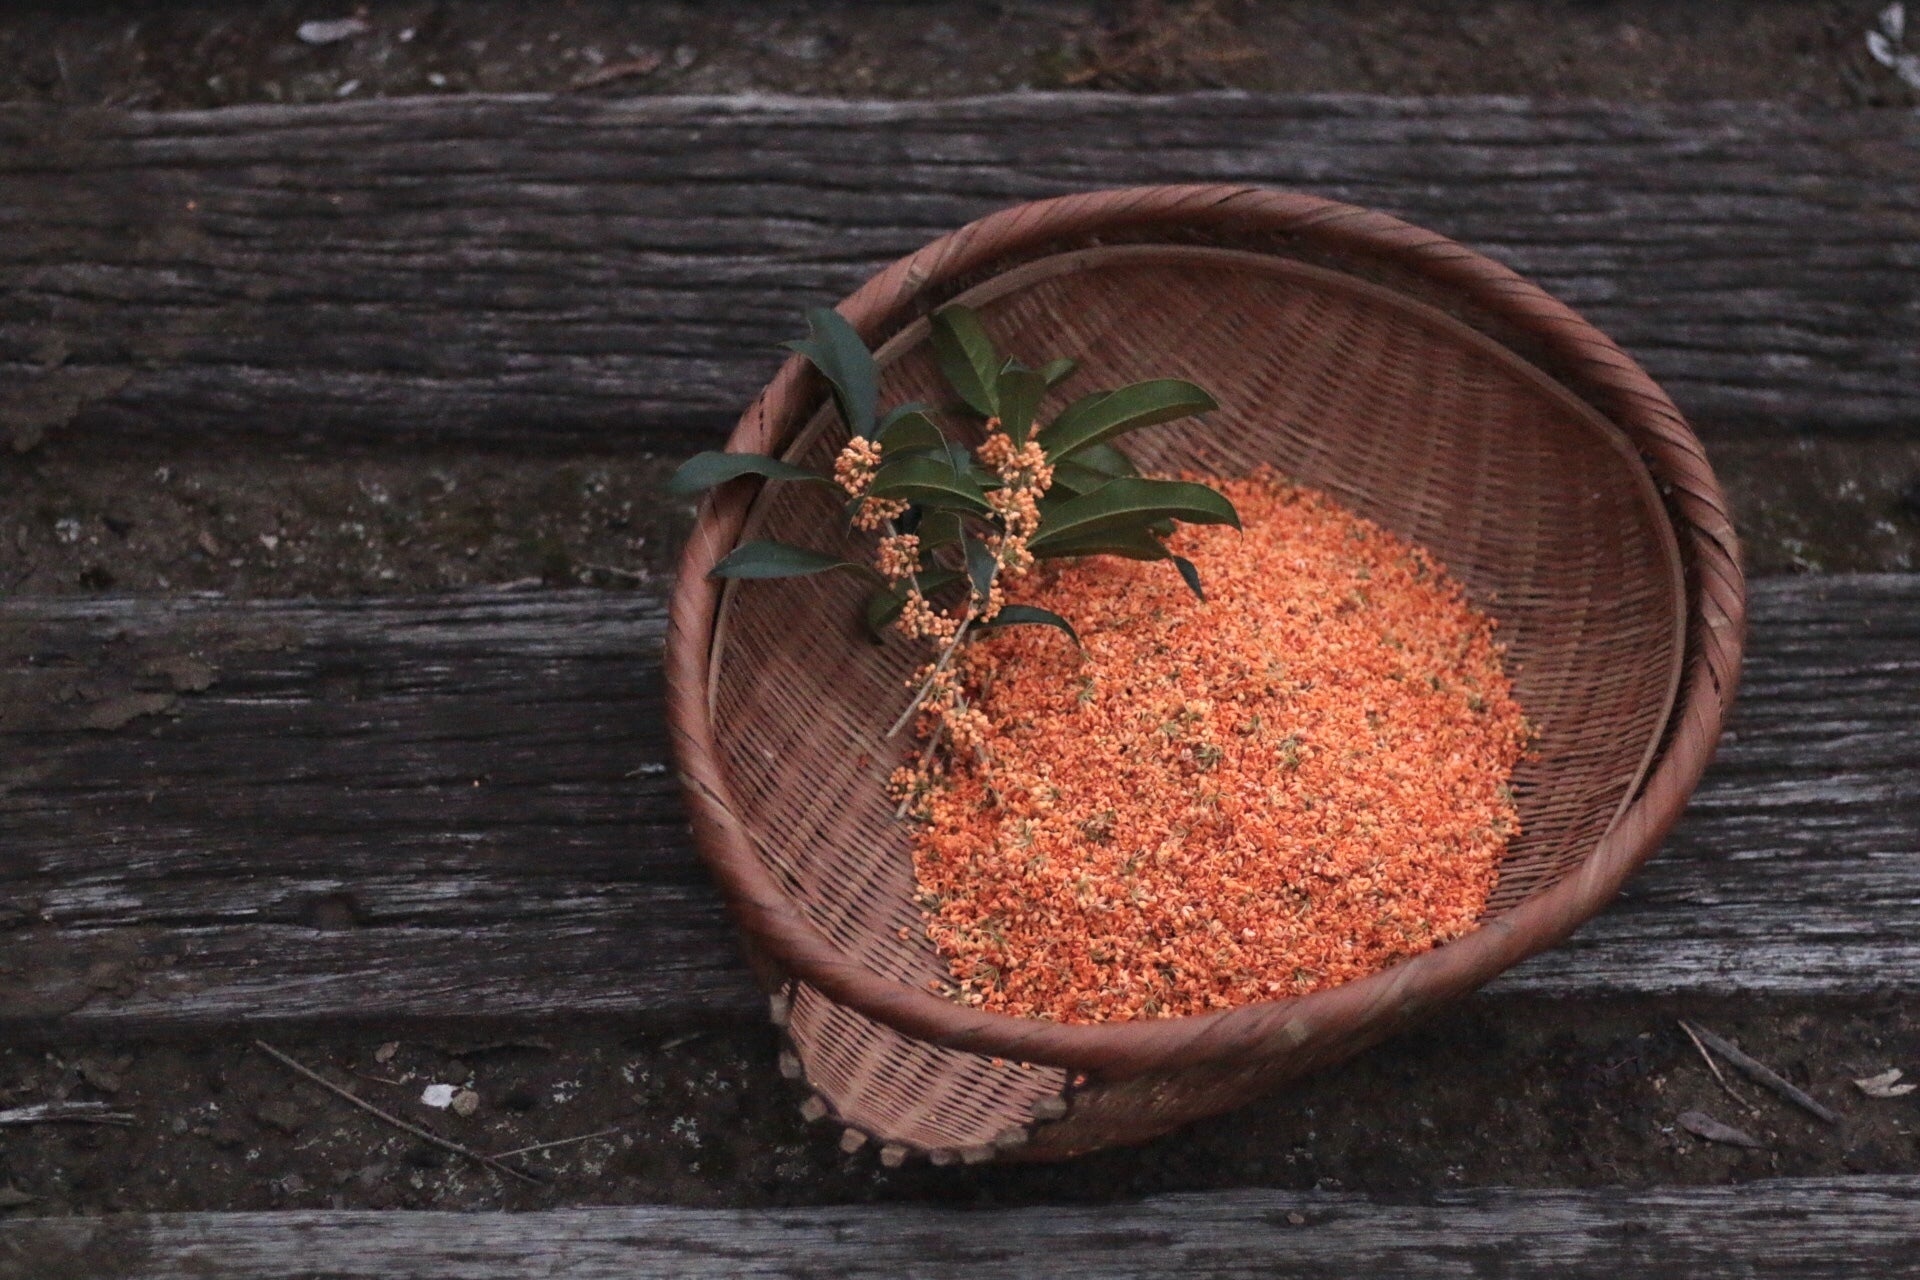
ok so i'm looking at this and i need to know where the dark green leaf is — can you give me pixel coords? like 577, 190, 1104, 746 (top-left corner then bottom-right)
996, 367, 1047, 444
1039, 357, 1078, 389
1030, 478, 1240, 551
918, 509, 964, 550
786, 308, 879, 438
979, 604, 1081, 647
878, 402, 933, 431
1031, 526, 1170, 562
1071, 442, 1138, 479
1049, 460, 1122, 497
668, 451, 827, 497
930, 305, 1002, 419
867, 454, 991, 514
1040, 380, 1218, 462
1172, 554, 1205, 600
964, 536, 997, 602
709, 539, 879, 582
875, 410, 946, 458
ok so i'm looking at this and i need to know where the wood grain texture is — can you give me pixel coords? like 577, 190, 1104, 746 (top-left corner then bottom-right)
6, 1177, 1920, 1277
2, 574, 1916, 1034
1, 93, 1913, 448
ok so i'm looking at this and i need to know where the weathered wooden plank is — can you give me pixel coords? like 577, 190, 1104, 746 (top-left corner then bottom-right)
1, 93, 1914, 449
2, 575, 1918, 1033
6, 1177, 1920, 1278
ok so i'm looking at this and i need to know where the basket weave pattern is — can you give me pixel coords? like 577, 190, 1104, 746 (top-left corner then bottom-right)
666, 187, 1745, 1161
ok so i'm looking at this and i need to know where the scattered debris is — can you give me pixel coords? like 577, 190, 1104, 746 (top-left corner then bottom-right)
488, 1127, 622, 1161
255, 1100, 305, 1134
75, 1058, 124, 1094
1868, 3, 1920, 89
420, 1083, 457, 1110
252, 1040, 540, 1185
1855, 1068, 1919, 1099
296, 17, 371, 46
1680, 1021, 1841, 1125
374, 1041, 399, 1064
0, 1102, 135, 1128
1678, 1109, 1764, 1150
451, 1089, 480, 1118
1678, 1020, 1757, 1113
571, 53, 664, 91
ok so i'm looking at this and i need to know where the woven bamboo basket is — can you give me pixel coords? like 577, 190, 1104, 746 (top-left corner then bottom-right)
665, 186, 1745, 1162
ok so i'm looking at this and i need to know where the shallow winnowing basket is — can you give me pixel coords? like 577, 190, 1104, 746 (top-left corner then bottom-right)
665, 186, 1745, 1163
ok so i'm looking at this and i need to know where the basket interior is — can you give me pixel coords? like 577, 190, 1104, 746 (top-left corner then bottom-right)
706, 245, 1686, 1149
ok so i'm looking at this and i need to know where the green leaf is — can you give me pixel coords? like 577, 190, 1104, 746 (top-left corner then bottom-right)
709, 540, 880, 582
786, 308, 879, 438
668, 451, 828, 497
995, 367, 1047, 445
1071, 442, 1138, 479
867, 455, 991, 514
864, 569, 962, 636
1039, 357, 1078, 389
1172, 554, 1205, 600
1031, 525, 1170, 562
1030, 478, 1240, 552
1040, 380, 1218, 463
918, 509, 964, 551
930, 305, 1002, 419
875, 410, 946, 458
964, 536, 997, 602
979, 604, 1081, 647
1049, 459, 1122, 497
878, 402, 933, 431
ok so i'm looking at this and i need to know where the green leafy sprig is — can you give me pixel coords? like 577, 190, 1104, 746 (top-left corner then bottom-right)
672, 304, 1238, 812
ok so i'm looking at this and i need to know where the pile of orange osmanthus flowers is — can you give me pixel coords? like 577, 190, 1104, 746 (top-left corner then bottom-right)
909, 469, 1530, 1024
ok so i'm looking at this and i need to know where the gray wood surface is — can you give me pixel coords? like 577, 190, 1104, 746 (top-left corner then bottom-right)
2, 93, 1914, 449
6, 1177, 1920, 1277
3, 574, 1917, 1034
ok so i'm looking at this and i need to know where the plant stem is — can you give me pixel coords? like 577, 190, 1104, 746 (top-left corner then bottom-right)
887, 612, 976, 739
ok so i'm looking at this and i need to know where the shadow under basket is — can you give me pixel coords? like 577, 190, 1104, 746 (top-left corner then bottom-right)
665, 186, 1745, 1163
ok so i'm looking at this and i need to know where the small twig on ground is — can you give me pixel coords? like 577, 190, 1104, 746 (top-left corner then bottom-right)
1680, 1021, 1842, 1125
570, 53, 664, 91
488, 1127, 622, 1161
253, 1040, 543, 1185
579, 561, 649, 581
348, 1070, 408, 1087
658, 1031, 707, 1052
1678, 1020, 1758, 1113
0, 1102, 135, 1128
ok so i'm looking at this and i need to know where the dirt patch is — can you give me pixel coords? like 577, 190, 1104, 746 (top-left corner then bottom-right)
0, 999, 1914, 1214
0, 1, 1907, 111
4, 432, 1916, 601
0, 437, 691, 598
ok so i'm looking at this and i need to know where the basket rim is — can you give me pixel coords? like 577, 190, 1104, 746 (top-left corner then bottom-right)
664, 184, 1747, 1079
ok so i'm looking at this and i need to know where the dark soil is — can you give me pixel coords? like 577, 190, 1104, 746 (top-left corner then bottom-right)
4, 999, 1916, 1214
4, 431, 1918, 602
3, 0, 1917, 1224
0, 1, 1910, 111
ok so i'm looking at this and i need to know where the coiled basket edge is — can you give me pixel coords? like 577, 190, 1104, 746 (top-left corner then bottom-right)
665, 185, 1746, 1163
